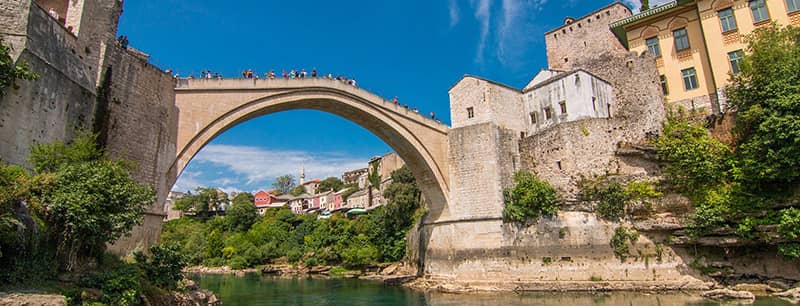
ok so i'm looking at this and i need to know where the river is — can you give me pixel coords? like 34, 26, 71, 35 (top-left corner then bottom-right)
191, 273, 795, 306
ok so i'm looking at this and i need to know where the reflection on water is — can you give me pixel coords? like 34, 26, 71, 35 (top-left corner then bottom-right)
191, 273, 794, 306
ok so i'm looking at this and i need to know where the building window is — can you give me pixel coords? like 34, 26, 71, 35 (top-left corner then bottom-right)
544, 107, 553, 120
673, 28, 690, 51
750, 0, 770, 23
559, 101, 567, 114
645, 36, 661, 57
660, 75, 669, 95
467, 107, 474, 119
530, 112, 537, 124
718, 8, 738, 32
681, 67, 699, 90
788, 0, 800, 12
728, 50, 744, 74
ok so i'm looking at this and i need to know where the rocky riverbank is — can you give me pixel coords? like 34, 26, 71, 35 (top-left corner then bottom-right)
185, 262, 418, 283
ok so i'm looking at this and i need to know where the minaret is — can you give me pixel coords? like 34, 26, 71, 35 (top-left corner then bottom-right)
300, 162, 305, 185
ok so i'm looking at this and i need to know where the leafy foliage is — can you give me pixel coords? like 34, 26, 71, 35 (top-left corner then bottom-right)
610, 227, 639, 261
368, 161, 381, 188
503, 172, 559, 223
162, 166, 423, 269
174, 187, 227, 219
317, 177, 344, 193
134, 244, 187, 290
272, 175, 295, 195
0, 39, 39, 98
289, 185, 307, 196
727, 24, 800, 192
28, 133, 154, 271
655, 116, 731, 194
226, 192, 257, 232
581, 178, 662, 221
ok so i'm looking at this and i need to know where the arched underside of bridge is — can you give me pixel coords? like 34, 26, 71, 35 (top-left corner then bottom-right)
170, 80, 450, 220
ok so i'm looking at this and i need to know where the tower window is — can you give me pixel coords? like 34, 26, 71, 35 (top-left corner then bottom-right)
544, 107, 553, 120
660, 75, 669, 95
467, 107, 474, 119
559, 101, 567, 114
530, 112, 537, 124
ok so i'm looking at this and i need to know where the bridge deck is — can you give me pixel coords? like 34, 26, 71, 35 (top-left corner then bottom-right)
175, 78, 449, 133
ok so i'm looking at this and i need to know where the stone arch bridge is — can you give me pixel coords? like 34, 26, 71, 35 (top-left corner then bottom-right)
171, 78, 451, 220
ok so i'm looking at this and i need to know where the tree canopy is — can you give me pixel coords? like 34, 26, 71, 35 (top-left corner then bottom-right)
272, 175, 295, 194
317, 177, 344, 193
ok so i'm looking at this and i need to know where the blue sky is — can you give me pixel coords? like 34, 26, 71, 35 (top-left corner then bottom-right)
118, 0, 667, 194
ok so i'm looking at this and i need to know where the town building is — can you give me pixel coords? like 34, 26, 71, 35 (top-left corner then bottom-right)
253, 190, 287, 214
300, 179, 321, 195
342, 168, 369, 189
610, 0, 800, 113
287, 194, 312, 215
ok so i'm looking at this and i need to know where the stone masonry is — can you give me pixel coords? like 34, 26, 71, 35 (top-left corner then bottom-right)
0, 0, 176, 255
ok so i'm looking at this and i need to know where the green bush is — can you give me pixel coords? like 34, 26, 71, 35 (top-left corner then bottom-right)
134, 244, 187, 290
610, 227, 639, 261
502, 171, 559, 223
81, 265, 142, 306
596, 182, 627, 221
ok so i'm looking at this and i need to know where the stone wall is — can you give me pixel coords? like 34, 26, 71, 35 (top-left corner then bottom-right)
99, 46, 177, 255
445, 123, 518, 221
1, 0, 176, 256
545, 2, 631, 71
421, 212, 708, 288
0, 1, 95, 167
520, 52, 666, 199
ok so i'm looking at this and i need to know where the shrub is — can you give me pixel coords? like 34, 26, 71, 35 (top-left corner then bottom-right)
502, 172, 559, 223
595, 182, 627, 221
81, 265, 142, 306
134, 243, 187, 290
610, 227, 639, 261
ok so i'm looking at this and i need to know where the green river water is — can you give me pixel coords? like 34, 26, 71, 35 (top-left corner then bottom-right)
191, 273, 795, 306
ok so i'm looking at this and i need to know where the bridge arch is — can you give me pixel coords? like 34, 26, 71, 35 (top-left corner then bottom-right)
170, 78, 450, 219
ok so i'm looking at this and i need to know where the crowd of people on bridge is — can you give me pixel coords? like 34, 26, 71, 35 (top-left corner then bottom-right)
167, 67, 440, 122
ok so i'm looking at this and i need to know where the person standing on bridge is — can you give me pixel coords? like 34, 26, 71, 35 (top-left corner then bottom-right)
301, 69, 307, 78
311, 68, 317, 78
430, 112, 436, 120
392, 96, 398, 104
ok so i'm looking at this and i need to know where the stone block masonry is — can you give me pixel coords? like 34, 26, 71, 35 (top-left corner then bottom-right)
0, 0, 177, 256
545, 2, 632, 71
100, 45, 178, 255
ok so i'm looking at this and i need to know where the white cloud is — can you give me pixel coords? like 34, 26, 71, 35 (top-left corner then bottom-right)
172, 145, 371, 193
469, 0, 492, 65
497, 0, 547, 66
449, 0, 460, 27
172, 171, 204, 193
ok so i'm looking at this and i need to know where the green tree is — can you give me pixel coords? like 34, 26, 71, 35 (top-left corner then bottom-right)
272, 175, 295, 194
134, 243, 187, 290
0, 39, 39, 98
655, 117, 731, 194
174, 187, 227, 219
289, 185, 306, 196
727, 24, 800, 193
317, 177, 344, 193
502, 171, 559, 223
227, 192, 257, 232
29, 133, 154, 271
640, 0, 650, 11
204, 230, 224, 265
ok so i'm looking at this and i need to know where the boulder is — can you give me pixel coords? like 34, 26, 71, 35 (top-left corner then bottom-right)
732, 283, 779, 295
702, 289, 756, 300
774, 287, 800, 299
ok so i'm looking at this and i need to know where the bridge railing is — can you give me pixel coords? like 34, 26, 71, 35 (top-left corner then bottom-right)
174, 77, 448, 130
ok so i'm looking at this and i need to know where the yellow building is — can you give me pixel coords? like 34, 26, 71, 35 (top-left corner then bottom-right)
611, 0, 800, 113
